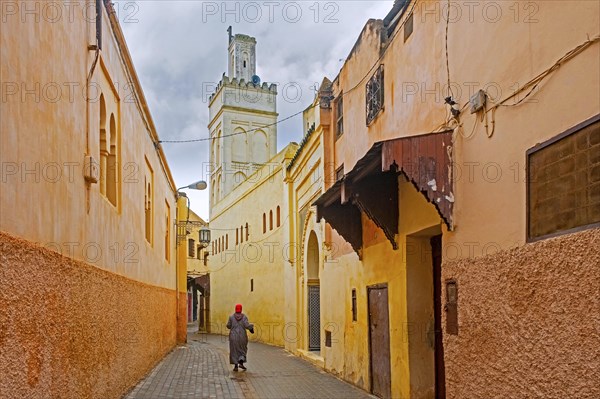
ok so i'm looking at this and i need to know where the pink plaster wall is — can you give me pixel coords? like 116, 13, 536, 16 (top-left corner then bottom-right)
0, 232, 176, 399
442, 228, 600, 398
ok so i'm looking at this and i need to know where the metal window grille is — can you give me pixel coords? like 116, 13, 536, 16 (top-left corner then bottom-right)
366, 65, 384, 125
527, 117, 600, 240
308, 285, 321, 351
336, 96, 344, 137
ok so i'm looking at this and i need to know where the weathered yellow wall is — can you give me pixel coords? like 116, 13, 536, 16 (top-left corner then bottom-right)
0, 3, 178, 396
334, 0, 599, 253
317, 178, 442, 397
325, 2, 599, 397
0, 1, 177, 289
209, 146, 297, 346
183, 209, 209, 277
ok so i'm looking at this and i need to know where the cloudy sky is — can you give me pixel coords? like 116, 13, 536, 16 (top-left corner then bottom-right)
119, 1, 394, 219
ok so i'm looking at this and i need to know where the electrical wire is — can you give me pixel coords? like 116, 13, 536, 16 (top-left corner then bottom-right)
160, 0, 420, 145
203, 212, 293, 274
159, 106, 314, 143
485, 34, 600, 138
444, 0, 454, 99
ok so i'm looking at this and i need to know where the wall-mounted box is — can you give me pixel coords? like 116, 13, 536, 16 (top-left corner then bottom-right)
84, 154, 99, 183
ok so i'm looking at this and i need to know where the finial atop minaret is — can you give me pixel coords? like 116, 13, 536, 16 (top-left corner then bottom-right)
227, 26, 233, 44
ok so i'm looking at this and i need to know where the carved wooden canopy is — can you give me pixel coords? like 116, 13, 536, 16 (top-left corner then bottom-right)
314, 131, 454, 254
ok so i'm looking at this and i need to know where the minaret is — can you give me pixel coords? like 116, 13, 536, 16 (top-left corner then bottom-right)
208, 28, 278, 211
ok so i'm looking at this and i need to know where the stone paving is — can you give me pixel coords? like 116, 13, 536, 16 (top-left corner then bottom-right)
123, 329, 374, 399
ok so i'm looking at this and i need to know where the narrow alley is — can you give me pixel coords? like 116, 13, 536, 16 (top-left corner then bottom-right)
124, 328, 373, 399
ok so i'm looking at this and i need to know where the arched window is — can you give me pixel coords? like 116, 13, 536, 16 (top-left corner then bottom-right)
276, 206, 281, 227
269, 210, 273, 230
226, 234, 229, 250
107, 113, 118, 206
231, 128, 246, 163
263, 213, 266, 233
236, 228, 239, 245
99, 94, 107, 196
252, 130, 268, 164
145, 179, 152, 243
240, 225, 244, 243
245, 223, 249, 241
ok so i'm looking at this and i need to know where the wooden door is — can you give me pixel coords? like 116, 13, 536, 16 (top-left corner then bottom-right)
368, 285, 391, 398
431, 235, 446, 398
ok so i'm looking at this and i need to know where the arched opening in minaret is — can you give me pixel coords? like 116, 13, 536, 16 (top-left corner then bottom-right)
252, 130, 268, 164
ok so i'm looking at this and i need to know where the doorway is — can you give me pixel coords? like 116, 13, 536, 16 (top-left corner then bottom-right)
406, 230, 445, 398
368, 284, 391, 398
306, 231, 320, 352
431, 235, 446, 398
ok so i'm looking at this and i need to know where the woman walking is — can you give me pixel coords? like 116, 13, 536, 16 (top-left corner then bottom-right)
226, 303, 254, 371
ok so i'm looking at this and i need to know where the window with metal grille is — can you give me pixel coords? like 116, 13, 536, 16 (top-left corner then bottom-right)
351, 288, 357, 322
188, 238, 195, 258
336, 95, 344, 138
366, 65, 384, 125
527, 115, 600, 241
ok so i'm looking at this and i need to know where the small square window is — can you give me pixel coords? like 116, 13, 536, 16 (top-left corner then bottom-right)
188, 238, 195, 258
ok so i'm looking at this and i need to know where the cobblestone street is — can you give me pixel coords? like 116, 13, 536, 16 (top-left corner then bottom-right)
123, 329, 373, 399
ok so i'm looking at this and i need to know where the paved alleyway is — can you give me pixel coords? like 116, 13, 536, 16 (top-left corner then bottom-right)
124, 329, 374, 399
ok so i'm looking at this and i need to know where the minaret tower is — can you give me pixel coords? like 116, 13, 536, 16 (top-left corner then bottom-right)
208, 28, 278, 211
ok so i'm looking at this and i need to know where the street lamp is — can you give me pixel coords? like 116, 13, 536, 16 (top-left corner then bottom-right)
199, 226, 211, 246
178, 180, 207, 192
177, 180, 207, 221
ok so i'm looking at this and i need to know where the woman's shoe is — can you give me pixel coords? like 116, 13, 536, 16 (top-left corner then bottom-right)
233, 365, 238, 371
239, 363, 247, 370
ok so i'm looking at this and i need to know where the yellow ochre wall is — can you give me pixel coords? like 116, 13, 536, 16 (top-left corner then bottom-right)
319, 178, 442, 397
1, 2, 178, 397
325, 1, 599, 397
208, 145, 297, 346
333, 0, 599, 253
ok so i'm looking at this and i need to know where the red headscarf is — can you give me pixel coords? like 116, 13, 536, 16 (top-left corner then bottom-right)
235, 303, 242, 313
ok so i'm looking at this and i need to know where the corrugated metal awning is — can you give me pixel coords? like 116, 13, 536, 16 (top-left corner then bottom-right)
314, 131, 454, 255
